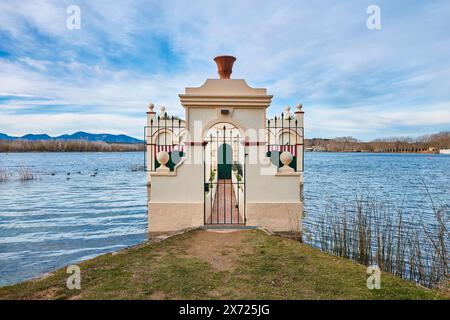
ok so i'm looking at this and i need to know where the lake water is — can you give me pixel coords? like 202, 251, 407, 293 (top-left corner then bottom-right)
302, 153, 450, 240
1, 152, 449, 286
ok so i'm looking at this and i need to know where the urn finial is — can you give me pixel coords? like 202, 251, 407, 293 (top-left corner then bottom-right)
213, 55, 237, 79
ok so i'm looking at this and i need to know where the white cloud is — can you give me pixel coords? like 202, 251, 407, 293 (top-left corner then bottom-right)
18, 57, 49, 71
1, 0, 450, 139
306, 103, 450, 138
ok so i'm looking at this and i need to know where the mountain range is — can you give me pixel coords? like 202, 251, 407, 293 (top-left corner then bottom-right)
0, 132, 143, 144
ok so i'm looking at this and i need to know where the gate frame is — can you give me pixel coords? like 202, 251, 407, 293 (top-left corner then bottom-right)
203, 125, 246, 226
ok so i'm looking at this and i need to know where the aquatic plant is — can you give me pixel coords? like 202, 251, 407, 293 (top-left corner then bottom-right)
305, 193, 449, 289
0, 170, 8, 182
130, 164, 145, 172
18, 168, 36, 182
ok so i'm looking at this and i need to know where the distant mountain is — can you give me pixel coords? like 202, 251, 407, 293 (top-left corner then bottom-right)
20, 134, 52, 141
0, 133, 14, 140
55, 132, 143, 143
0, 131, 143, 144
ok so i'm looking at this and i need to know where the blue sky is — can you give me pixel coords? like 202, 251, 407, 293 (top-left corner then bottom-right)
0, 0, 449, 140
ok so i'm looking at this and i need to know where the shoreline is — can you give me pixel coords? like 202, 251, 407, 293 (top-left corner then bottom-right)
0, 229, 447, 300
0, 150, 144, 154
0, 150, 445, 154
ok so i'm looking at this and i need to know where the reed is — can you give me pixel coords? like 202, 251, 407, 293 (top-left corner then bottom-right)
18, 168, 36, 181
0, 139, 145, 152
130, 164, 145, 172
306, 194, 449, 289
0, 170, 8, 182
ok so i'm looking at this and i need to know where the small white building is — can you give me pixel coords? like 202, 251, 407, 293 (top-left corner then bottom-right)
145, 56, 304, 237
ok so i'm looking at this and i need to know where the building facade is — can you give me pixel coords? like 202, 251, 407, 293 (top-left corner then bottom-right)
145, 56, 304, 237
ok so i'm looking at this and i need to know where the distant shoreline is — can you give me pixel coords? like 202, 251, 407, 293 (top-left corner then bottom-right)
1, 150, 445, 154
0, 150, 144, 153
0, 139, 144, 153
305, 150, 440, 154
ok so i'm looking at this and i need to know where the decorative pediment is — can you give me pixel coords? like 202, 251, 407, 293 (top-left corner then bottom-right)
179, 79, 273, 108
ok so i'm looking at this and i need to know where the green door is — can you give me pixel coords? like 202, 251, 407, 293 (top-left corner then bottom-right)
218, 143, 232, 179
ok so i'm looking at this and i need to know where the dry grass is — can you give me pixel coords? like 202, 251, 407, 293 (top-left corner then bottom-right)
18, 168, 36, 182
0, 139, 144, 152
0, 170, 8, 182
306, 195, 449, 289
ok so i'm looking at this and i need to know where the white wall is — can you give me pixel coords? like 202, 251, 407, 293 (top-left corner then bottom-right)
150, 163, 203, 203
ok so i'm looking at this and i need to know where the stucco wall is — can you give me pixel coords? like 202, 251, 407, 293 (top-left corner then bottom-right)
187, 107, 266, 140
148, 144, 205, 234
245, 147, 301, 203
148, 203, 203, 233
150, 163, 203, 203
246, 203, 302, 233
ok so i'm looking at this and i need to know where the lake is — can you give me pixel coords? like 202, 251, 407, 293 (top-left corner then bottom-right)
1, 152, 449, 286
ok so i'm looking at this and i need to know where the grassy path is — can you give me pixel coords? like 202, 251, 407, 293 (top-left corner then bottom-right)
0, 229, 447, 300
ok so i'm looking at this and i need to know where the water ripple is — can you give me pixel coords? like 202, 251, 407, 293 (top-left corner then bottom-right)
0, 152, 147, 286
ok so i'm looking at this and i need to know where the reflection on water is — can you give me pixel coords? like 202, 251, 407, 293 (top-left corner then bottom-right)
0, 152, 449, 287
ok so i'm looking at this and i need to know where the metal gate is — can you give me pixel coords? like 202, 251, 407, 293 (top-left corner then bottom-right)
204, 125, 246, 225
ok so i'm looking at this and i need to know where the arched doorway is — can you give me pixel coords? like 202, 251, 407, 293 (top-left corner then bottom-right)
218, 143, 232, 179
203, 123, 245, 225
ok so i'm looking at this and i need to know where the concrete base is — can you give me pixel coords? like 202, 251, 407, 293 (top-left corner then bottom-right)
148, 201, 303, 237
148, 227, 199, 241
246, 202, 302, 233
148, 202, 203, 235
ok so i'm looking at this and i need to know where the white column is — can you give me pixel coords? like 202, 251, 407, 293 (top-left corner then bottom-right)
146, 103, 156, 173
294, 103, 304, 173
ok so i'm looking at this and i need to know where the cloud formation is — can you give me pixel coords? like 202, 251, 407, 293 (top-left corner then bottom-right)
0, 0, 449, 139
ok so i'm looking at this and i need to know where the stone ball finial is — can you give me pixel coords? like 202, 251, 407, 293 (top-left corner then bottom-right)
157, 151, 169, 165
284, 106, 291, 119
296, 103, 303, 112
279, 151, 295, 173
156, 151, 170, 173
160, 106, 167, 118
280, 151, 293, 166
148, 103, 155, 112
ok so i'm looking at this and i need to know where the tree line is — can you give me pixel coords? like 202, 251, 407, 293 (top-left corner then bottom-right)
0, 139, 145, 152
1, 131, 449, 153
305, 131, 450, 152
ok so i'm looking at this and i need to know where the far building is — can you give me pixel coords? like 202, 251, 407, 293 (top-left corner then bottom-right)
145, 56, 304, 237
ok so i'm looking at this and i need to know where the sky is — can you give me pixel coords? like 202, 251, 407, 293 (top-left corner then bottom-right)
0, 0, 450, 140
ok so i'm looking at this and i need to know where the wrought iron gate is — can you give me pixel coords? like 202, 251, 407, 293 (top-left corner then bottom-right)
203, 125, 246, 225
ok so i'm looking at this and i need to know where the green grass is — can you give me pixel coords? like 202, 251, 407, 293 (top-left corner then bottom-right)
0, 229, 447, 300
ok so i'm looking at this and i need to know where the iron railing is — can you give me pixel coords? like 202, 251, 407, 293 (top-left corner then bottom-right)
144, 114, 185, 171
266, 113, 304, 172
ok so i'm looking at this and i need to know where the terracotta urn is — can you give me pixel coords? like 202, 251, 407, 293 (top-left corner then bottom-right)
214, 55, 236, 79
